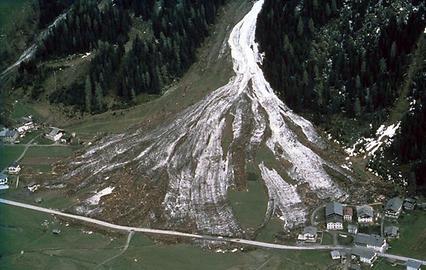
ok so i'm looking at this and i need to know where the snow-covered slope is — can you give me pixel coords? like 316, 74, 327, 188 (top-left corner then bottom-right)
63, 0, 349, 236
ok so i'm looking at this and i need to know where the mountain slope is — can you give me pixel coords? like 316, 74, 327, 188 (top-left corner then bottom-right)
59, 0, 364, 237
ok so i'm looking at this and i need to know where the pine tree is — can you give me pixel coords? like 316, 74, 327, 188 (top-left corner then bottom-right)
297, 17, 304, 37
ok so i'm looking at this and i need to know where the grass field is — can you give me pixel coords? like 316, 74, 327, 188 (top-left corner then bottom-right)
0, 205, 335, 270
388, 210, 426, 259
228, 180, 269, 230
0, 145, 25, 171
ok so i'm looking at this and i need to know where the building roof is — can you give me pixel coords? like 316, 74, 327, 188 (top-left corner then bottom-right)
385, 197, 403, 212
0, 129, 18, 138
406, 260, 422, 269
9, 161, 18, 168
404, 197, 416, 203
344, 207, 353, 216
0, 173, 7, 180
326, 202, 343, 217
303, 226, 317, 236
351, 248, 376, 260
348, 224, 358, 230
356, 205, 374, 218
354, 233, 385, 247
330, 250, 340, 258
47, 127, 62, 137
384, 226, 399, 236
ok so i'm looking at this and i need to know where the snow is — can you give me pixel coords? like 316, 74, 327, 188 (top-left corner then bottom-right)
345, 122, 400, 157
66, 0, 346, 234
86, 187, 115, 205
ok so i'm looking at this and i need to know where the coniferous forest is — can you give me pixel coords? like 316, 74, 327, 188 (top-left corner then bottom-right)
15, 0, 225, 113
256, 0, 426, 193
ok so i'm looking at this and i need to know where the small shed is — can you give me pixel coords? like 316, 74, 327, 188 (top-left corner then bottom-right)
330, 250, 341, 260
406, 260, 422, 270
348, 224, 358, 234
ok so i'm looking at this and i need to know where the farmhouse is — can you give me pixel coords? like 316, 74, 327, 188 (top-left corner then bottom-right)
297, 226, 318, 242
45, 127, 64, 142
351, 248, 377, 265
330, 250, 341, 260
344, 206, 353, 222
384, 225, 400, 239
326, 202, 343, 230
0, 128, 18, 143
406, 260, 422, 270
354, 233, 387, 252
7, 162, 21, 174
403, 198, 416, 211
0, 173, 8, 185
385, 197, 403, 218
356, 205, 374, 224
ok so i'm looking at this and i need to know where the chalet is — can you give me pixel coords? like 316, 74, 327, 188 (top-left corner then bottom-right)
384, 226, 400, 239
0, 173, 8, 185
348, 224, 358, 234
330, 250, 341, 260
326, 202, 343, 230
406, 260, 422, 270
17, 117, 35, 135
344, 207, 353, 222
7, 162, 21, 174
351, 248, 377, 265
354, 233, 387, 252
356, 205, 374, 224
45, 127, 64, 142
385, 197, 403, 218
297, 226, 318, 242
0, 128, 18, 143
403, 198, 417, 211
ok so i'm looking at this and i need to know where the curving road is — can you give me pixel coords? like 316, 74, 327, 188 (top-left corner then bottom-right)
1, 198, 425, 266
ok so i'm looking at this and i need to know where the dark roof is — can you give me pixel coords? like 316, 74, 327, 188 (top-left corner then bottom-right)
384, 226, 399, 236
356, 205, 374, 218
326, 202, 343, 217
351, 248, 376, 260
385, 197, 403, 212
354, 233, 385, 247
0, 173, 7, 180
406, 260, 422, 269
303, 226, 317, 235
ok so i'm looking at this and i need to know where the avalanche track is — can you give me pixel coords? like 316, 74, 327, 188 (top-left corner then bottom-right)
63, 0, 350, 236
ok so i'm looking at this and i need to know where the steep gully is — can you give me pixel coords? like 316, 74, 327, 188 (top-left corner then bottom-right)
63, 0, 350, 236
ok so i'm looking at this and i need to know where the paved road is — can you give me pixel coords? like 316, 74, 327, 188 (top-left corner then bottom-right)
1, 198, 425, 266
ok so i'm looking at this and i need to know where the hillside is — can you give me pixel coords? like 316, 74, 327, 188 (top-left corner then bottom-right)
256, 0, 426, 194
0, 0, 226, 124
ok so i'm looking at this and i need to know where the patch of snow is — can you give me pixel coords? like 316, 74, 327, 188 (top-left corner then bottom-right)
86, 187, 115, 205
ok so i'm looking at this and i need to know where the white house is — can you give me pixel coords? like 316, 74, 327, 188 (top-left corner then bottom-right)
344, 206, 353, 222
406, 260, 422, 270
356, 205, 374, 224
326, 202, 344, 230
330, 250, 341, 260
354, 233, 387, 253
0, 173, 8, 185
7, 162, 21, 174
45, 127, 64, 142
297, 226, 318, 242
385, 197, 403, 218
352, 248, 377, 265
